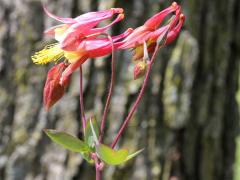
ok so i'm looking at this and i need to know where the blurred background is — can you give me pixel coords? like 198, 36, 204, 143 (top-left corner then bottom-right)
0, 0, 240, 180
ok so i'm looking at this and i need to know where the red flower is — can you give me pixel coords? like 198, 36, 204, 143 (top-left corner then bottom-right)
32, 6, 130, 110
32, 6, 125, 65
60, 28, 133, 85
119, 2, 185, 61
32, 3, 185, 110
44, 6, 124, 49
43, 62, 69, 111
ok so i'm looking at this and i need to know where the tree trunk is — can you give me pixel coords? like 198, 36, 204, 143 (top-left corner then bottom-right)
0, 0, 239, 180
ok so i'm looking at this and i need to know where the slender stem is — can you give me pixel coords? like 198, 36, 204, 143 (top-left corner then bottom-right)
92, 153, 101, 180
99, 35, 115, 143
95, 160, 101, 180
79, 66, 86, 133
111, 44, 160, 148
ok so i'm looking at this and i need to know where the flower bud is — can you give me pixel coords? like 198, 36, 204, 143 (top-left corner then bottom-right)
133, 61, 148, 80
43, 62, 69, 111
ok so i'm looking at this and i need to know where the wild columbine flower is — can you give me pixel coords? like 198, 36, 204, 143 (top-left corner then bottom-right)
119, 2, 185, 79
32, 6, 125, 65
120, 2, 184, 51
31, 6, 130, 110
59, 28, 133, 85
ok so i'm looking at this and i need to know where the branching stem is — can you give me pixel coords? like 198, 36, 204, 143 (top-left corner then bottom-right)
92, 153, 101, 180
111, 43, 161, 148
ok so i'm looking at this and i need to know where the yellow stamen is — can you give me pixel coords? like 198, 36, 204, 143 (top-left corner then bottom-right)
31, 43, 64, 65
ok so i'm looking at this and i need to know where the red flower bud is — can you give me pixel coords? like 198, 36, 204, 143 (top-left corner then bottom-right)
43, 62, 69, 111
133, 61, 148, 80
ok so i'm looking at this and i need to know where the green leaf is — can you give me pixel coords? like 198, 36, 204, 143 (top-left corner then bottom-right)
85, 117, 99, 147
44, 129, 90, 153
96, 144, 129, 165
125, 148, 144, 162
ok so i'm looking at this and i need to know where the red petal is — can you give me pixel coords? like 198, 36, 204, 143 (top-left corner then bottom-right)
165, 14, 185, 45
43, 63, 69, 111
74, 8, 123, 24
147, 8, 182, 43
144, 2, 179, 30
119, 26, 150, 49
86, 13, 124, 35
84, 29, 133, 57
60, 13, 125, 51
43, 5, 76, 24
60, 56, 88, 86
61, 28, 132, 53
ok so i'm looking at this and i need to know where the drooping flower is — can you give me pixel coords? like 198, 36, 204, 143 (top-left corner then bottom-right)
32, 6, 125, 65
120, 2, 185, 62
33, 28, 132, 86
117, 2, 185, 80
32, 27, 132, 88
60, 28, 133, 85
32, 6, 129, 110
